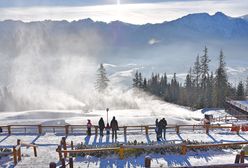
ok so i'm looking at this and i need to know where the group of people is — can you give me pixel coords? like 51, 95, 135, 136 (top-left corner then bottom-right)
86, 116, 167, 142
86, 116, 119, 140
155, 118, 167, 141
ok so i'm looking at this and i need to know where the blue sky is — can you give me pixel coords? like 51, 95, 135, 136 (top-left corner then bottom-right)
0, 0, 247, 24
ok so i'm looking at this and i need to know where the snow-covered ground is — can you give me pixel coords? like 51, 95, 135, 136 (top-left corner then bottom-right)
0, 95, 246, 167
1, 130, 248, 167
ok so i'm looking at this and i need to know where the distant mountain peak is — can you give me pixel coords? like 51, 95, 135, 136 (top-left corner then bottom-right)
213, 12, 226, 17
109, 20, 135, 26
77, 18, 94, 23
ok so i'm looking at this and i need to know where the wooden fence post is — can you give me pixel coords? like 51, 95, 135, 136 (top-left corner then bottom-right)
33, 146, 37, 157
13, 146, 17, 165
237, 126, 240, 135
95, 126, 98, 136
119, 144, 124, 160
145, 126, 149, 135
62, 137, 67, 158
240, 150, 245, 163
17, 148, 21, 161
176, 126, 180, 134
69, 157, 73, 168
49, 162, 56, 168
235, 154, 240, 163
181, 143, 187, 155
56, 145, 63, 161
38, 125, 42, 134
8, 125, 11, 135
206, 125, 209, 134
71, 141, 74, 150
145, 156, 151, 168
17, 139, 21, 161
61, 158, 66, 168
124, 126, 127, 136
17, 139, 21, 145
65, 125, 69, 135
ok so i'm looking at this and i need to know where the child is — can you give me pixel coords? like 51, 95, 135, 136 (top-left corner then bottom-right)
105, 123, 110, 135
87, 119, 92, 136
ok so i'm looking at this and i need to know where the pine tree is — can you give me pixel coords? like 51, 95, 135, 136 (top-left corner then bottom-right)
192, 55, 201, 108
193, 55, 201, 88
213, 50, 228, 107
200, 47, 211, 89
132, 71, 139, 88
138, 72, 143, 88
161, 73, 167, 95
95, 64, 109, 92
143, 78, 147, 91
200, 46, 211, 107
170, 73, 180, 102
185, 68, 193, 106
236, 81, 245, 100
206, 72, 214, 107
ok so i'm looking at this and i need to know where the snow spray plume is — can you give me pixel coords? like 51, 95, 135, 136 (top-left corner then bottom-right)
1, 21, 102, 111
0, 21, 139, 111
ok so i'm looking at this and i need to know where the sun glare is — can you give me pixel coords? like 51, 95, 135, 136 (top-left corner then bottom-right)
117, 0, 120, 6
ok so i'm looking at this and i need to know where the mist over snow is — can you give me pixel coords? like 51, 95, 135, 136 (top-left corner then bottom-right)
0, 12, 248, 111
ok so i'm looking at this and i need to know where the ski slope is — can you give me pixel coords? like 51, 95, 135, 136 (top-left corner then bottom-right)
0, 94, 206, 126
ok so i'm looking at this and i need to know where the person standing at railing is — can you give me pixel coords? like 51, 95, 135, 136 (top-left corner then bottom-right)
157, 119, 163, 141
155, 119, 159, 141
110, 116, 119, 141
98, 117, 105, 137
106, 123, 110, 135
161, 118, 167, 139
87, 119, 92, 136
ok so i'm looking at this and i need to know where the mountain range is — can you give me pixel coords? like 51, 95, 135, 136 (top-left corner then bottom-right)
0, 12, 248, 86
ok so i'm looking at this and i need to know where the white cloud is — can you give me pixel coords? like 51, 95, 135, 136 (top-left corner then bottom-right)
0, 0, 247, 24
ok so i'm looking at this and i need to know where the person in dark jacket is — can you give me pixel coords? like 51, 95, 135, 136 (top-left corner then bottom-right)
157, 119, 163, 141
98, 117, 105, 137
161, 118, 167, 139
110, 116, 119, 140
155, 119, 159, 140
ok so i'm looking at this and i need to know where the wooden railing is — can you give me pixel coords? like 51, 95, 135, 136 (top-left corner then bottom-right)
53, 136, 248, 168
226, 98, 248, 113
211, 114, 248, 122
181, 141, 248, 155
0, 139, 38, 165
0, 123, 244, 136
54, 136, 182, 168
176, 163, 248, 168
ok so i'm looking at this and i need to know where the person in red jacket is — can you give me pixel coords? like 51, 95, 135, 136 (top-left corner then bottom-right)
87, 119, 92, 136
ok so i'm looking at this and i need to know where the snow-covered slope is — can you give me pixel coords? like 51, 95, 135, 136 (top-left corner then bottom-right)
0, 90, 224, 126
